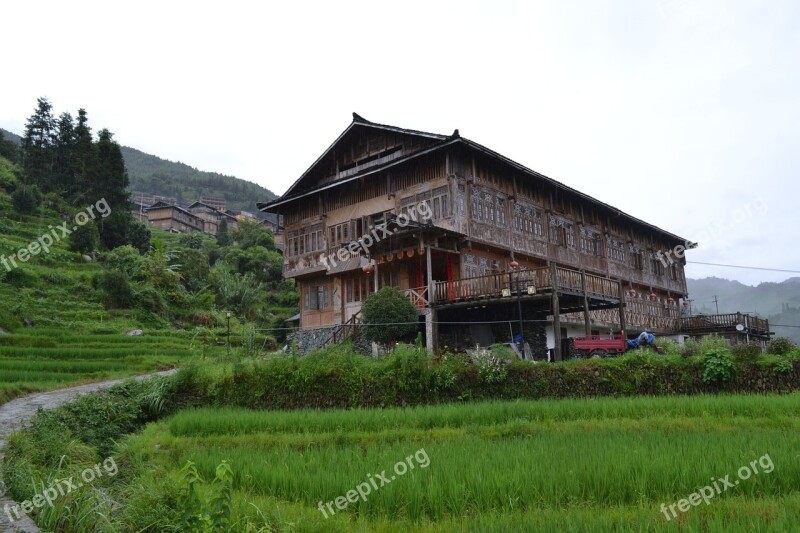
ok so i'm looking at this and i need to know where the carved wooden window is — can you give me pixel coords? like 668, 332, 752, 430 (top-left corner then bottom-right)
669, 263, 679, 281
580, 227, 602, 256
329, 221, 356, 247
651, 253, 665, 276
457, 184, 466, 215
549, 217, 575, 248
514, 203, 544, 237
304, 283, 330, 310
431, 186, 450, 220
629, 245, 645, 270
346, 274, 371, 303
607, 236, 626, 263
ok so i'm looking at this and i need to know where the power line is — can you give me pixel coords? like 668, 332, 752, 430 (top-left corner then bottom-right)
687, 261, 800, 274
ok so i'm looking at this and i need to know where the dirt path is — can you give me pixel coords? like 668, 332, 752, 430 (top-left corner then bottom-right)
0, 370, 177, 532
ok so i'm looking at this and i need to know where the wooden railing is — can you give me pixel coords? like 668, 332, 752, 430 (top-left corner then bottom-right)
431, 266, 618, 304
404, 286, 429, 309
562, 306, 769, 336
432, 268, 548, 303
680, 312, 769, 334
326, 311, 363, 345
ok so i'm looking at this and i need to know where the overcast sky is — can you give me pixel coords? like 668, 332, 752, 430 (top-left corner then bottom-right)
2, 0, 798, 286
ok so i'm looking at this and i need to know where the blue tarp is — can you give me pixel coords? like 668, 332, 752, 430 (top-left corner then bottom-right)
626, 331, 656, 350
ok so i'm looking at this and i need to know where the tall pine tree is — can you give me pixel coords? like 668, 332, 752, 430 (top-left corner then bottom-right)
72, 108, 93, 194
53, 112, 76, 193
21, 97, 56, 186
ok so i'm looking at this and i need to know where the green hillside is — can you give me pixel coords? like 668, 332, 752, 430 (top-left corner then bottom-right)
0, 156, 198, 401
1, 127, 278, 216
687, 276, 800, 343
121, 145, 277, 215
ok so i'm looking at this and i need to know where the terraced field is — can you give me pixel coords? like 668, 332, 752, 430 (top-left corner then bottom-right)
117, 394, 800, 532
0, 190, 204, 403
0, 329, 197, 402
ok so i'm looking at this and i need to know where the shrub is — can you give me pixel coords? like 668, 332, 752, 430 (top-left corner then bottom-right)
68, 220, 100, 254
11, 184, 42, 212
698, 334, 729, 353
361, 287, 418, 345
731, 341, 763, 362
701, 348, 736, 384
93, 271, 135, 308
468, 346, 508, 384
127, 221, 152, 254
178, 232, 204, 249
767, 337, 795, 356
103, 245, 145, 277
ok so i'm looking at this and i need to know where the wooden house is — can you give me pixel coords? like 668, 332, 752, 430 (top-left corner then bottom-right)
146, 201, 205, 233
259, 114, 768, 357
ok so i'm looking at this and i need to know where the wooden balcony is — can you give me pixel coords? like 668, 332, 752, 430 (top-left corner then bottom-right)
430, 266, 620, 307
680, 313, 770, 336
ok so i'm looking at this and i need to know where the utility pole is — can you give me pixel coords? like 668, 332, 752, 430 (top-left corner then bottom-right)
713, 295, 720, 314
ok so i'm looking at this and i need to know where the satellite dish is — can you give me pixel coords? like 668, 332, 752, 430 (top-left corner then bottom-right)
735, 324, 746, 332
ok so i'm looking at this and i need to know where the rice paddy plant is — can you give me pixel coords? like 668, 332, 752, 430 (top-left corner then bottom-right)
116, 393, 800, 529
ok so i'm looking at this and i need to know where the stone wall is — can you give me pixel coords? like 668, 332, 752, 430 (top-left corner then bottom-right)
286, 325, 368, 355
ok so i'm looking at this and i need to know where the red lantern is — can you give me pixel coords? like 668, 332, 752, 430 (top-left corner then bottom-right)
510, 259, 520, 270
649, 292, 657, 302
667, 297, 675, 305
362, 262, 374, 275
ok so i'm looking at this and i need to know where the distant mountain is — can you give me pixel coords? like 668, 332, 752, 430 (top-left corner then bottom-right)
687, 277, 800, 343
0, 128, 21, 144
120, 146, 277, 216
0, 127, 277, 217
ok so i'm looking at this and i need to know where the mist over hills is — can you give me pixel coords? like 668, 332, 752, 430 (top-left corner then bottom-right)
687, 276, 800, 343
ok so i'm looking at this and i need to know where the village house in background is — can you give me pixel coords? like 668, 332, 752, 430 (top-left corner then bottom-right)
129, 193, 257, 236
259, 114, 771, 358
131, 192, 283, 244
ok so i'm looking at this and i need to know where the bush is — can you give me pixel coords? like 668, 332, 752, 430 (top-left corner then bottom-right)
731, 341, 763, 362
93, 271, 135, 308
11, 184, 42, 213
103, 245, 145, 277
128, 220, 152, 254
361, 287, 418, 345
701, 348, 736, 384
178, 232, 204, 249
768, 337, 795, 356
68, 220, 100, 254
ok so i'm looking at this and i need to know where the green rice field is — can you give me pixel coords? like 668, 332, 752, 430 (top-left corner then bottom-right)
119, 393, 800, 532
0, 329, 199, 402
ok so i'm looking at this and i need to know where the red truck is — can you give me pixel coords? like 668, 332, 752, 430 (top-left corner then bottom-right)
570, 331, 660, 358
572, 333, 627, 358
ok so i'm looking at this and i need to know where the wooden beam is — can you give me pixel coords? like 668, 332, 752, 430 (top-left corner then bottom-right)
426, 245, 435, 304
617, 278, 626, 334
552, 263, 562, 362
581, 270, 591, 335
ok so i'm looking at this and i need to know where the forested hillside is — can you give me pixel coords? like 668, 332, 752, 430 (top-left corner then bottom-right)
2, 127, 278, 216
121, 146, 277, 215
